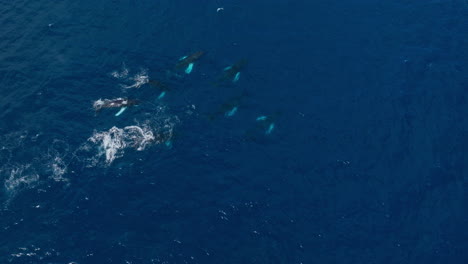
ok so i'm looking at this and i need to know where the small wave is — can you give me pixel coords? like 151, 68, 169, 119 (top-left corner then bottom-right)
9, 246, 60, 263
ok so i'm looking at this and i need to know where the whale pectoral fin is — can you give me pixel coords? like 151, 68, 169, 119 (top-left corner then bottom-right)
233, 72, 240, 82
256, 116, 267, 121
157, 91, 166, 100
179, 55, 188, 61
265, 123, 275, 134
224, 66, 232, 71
225, 106, 238, 117
185, 63, 194, 74
115, 107, 127, 116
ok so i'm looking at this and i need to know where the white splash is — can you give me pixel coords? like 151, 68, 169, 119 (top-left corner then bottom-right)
110, 63, 129, 79
88, 125, 155, 164
121, 68, 149, 89
93, 99, 105, 111
82, 105, 179, 166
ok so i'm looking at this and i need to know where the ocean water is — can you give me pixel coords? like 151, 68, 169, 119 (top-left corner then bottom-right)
1, 0, 467, 263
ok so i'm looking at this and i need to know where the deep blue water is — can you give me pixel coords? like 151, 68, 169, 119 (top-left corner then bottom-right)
1, 0, 468, 263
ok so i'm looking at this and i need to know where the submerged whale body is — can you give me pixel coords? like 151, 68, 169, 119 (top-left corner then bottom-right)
148, 79, 171, 100
208, 91, 249, 120
255, 114, 276, 135
175, 51, 205, 74
215, 59, 247, 85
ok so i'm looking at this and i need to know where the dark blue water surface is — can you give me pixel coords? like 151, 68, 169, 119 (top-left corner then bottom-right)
1, 0, 468, 263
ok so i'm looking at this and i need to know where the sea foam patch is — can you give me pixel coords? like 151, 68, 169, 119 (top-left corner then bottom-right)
110, 63, 129, 79
0, 132, 71, 205
121, 68, 149, 89
3, 164, 40, 193
83, 108, 178, 166
89, 125, 155, 164
110, 64, 149, 89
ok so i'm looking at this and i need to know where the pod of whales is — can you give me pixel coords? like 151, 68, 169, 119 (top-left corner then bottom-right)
176, 51, 205, 74
93, 52, 275, 148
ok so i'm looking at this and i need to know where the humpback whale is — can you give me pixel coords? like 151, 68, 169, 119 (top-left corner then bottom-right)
215, 59, 247, 85
255, 115, 276, 135
93, 98, 140, 116
176, 51, 205, 74
207, 91, 248, 120
243, 113, 278, 142
148, 79, 171, 100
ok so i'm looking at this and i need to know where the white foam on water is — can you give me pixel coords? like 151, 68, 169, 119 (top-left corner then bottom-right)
3, 164, 39, 193
121, 68, 149, 89
110, 63, 129, 79
44, 140, 71, 183
110, 64, 148, 89
82, 105, 179, 166
92, 99, 105, 111
0, 131, 39, 197
0, 131, 29, 157
48, 156, 68, 182
0, 133, 71, 206
88, 125, 155, 164
9, 246, 60, 262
